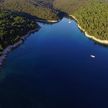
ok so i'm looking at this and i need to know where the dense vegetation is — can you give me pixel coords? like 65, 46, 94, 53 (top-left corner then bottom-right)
54, 0, 108, 40
0, 0, 58, 20
0, 11, 39, 52
73, 0, 108, 40
54, 0, 88, 14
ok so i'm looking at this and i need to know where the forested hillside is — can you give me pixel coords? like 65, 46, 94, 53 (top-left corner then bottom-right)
54, 0, 108, 40
73, 0, 108, 40
0, 11, 39, 52
54, 0, 88, 14
0, 0, 58, 20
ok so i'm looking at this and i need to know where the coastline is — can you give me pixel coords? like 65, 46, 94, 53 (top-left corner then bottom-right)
0, 18, 59, 68
69, 15, 108, 45
47, 20, 58, 23
1, 14, 107, 67
36, 19, 58, 23
0, 28, 39, 67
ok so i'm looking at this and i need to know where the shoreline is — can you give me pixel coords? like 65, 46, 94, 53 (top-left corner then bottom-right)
36, 19, 58, 23
47, 20, 58, 23
0, 18, 59, 68
1, 14, 107, 67
0, 28, 39, 67
69, 15, 108, 45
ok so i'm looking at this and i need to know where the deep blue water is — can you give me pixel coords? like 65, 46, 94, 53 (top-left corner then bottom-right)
0, 18, 108, 108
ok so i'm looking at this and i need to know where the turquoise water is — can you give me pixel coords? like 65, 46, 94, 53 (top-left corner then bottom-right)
0, 18, 108, 108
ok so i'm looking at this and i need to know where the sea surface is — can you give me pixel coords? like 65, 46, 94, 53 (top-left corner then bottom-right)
0, 18, 108, 108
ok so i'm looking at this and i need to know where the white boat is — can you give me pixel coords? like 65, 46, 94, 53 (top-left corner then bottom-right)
90, 55, 95, 58
68, 20, 71, 24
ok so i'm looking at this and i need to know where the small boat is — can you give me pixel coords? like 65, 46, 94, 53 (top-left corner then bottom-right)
90, 55, 95, 58
68, 20, 71, 24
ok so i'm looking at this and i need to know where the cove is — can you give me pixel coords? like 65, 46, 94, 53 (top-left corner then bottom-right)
0, 17, 108, 108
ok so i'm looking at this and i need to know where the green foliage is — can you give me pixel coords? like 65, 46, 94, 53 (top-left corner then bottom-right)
54, 0, 108, 40
73, 0, 108, 40
1, 0, 58, 20
54, 0, 88, 14
0, 11, 38, 50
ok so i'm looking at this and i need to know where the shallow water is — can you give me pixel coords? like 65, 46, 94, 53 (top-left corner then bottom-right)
0, 18, 108, 108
